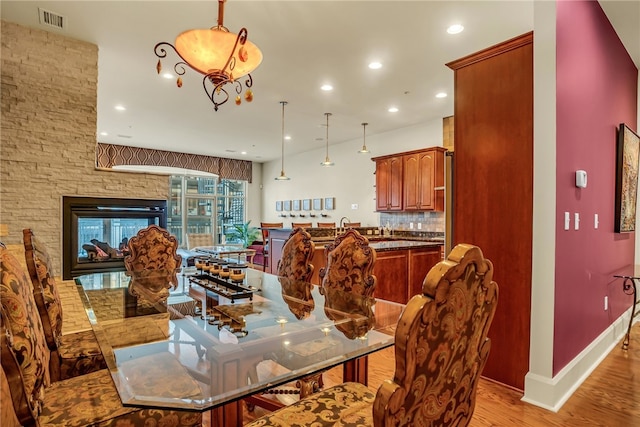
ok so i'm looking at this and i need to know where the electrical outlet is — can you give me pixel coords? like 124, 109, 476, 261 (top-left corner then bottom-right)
351, 203, 358, 210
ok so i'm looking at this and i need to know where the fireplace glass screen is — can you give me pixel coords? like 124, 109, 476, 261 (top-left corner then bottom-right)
63, 197, 167, 279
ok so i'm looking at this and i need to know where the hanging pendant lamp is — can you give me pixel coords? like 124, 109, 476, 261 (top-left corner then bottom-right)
320, 113, 335, 167
358, 122, 370, 153
275, 101, 291, 181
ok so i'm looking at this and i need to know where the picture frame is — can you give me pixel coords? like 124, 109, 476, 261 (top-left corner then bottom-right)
275, 201, 283, 212
324, 197, 335, 210
293, 199, 301, 211
615, 123, 640, 233
313, 198, 322, 210
302, 199, 311, 211
283, 200, 292, 211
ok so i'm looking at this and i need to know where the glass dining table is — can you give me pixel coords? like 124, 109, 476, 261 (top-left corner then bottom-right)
74, 266, 404, 426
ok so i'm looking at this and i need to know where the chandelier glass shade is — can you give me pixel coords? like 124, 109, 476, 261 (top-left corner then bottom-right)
154, 0, 263, 111
358, 122, 370, 153
275, 101, 290, 181
321, 113, 335, 167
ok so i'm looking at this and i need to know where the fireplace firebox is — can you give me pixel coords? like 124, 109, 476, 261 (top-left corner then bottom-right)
63, 197, 167, 279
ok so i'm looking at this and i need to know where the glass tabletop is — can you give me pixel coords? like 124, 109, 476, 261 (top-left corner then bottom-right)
74, 268, 404, 411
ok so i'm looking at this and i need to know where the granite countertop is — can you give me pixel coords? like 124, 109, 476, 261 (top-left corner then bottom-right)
369, 240, 442, 252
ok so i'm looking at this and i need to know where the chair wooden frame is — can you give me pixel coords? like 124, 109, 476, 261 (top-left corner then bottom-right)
317, 222, 336, 228
291, 222, 312, 229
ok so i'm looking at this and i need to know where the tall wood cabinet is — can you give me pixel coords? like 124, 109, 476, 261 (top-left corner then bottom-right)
373, 147, 445, 212
446, 32, 533, 391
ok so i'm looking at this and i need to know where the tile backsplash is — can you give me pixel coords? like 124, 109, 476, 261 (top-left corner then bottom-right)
379, 211, 444, 233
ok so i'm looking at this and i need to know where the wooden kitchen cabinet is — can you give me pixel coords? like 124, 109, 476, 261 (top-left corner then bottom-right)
403, 148, 446, 211
374, 155, 403, 211
373, 147, 445, 212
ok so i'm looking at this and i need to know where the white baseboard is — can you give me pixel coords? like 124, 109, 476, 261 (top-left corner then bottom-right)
522, 311, 634, 411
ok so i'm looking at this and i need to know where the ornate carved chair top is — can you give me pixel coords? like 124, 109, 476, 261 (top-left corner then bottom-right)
186, 233, 214, 250
124, 225, 182, 286
0, 246, 202, 426
22, 228, 105, 382
319, 228, 377, 298
245, 243, 499, 427
277, 227, 315, 283
291, 222, 313, 229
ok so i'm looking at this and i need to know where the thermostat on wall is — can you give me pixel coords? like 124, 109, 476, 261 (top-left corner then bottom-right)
576, 170, 587, 188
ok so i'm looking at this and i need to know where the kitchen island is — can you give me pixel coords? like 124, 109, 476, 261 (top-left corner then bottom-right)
268, 228, 443, 304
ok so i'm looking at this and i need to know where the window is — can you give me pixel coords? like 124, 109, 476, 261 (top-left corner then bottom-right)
167, 176, 247, 247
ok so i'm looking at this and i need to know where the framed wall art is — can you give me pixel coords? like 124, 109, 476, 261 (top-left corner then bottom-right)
313, 198, 322, 210
293, 199, 301, 211
276, 201, 283, 212
324, 197, 335, 210
615, 123, 640, 232
283, 200, 292, 211
302, 199, 311, 211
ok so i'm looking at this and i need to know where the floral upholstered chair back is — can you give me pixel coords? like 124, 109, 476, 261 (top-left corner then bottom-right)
373, 243, 499, 427
319, 228, 377, 297
124, 225, 181, 285
22, 229, 63, 351
276, 227, 315, 282
0, 246, 51, 423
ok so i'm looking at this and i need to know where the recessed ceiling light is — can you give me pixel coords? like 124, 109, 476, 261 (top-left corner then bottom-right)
100, 131, 108, 136
436, 92, 447, 98
368, 62, 382, 70
162, 73, 173, 79
114, 105, 126, 111
241, 151, 247, 155
447, 24, 464, 34
321, 84, 333, 91
285, 135, 291, 140
388, 107, 399, 113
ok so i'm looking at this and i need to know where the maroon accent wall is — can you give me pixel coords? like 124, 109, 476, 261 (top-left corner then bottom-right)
555, 0, 638, 374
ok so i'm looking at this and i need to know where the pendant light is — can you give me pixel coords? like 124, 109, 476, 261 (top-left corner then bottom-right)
358, 122, 370, 153
275, 101, 290, 180
320, 112, 335, 167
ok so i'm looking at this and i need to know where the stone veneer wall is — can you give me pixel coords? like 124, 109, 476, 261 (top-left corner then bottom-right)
1, 21, 168, 276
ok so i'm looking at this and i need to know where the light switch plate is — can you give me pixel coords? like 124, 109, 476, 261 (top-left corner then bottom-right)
564, 212, 570, 230
574, 212, 580, 230
351, 204, 358, 210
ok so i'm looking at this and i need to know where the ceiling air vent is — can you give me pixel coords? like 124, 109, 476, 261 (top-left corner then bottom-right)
38, 8, 66, 30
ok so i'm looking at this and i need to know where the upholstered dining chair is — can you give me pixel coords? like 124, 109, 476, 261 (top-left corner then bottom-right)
245, 243, 499, 427
317, 222, 336, 228
276, 227, 316, 283
260, 222, 283, 271
319, 228, 377, 298
125, 224, 182, 286
0, 246, 202, 427
22, 228, 106, 382
291, 222, 312, 229
186, 233, 214, 249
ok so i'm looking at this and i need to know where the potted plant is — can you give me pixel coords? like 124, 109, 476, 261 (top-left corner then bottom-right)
225, 220, 261, 248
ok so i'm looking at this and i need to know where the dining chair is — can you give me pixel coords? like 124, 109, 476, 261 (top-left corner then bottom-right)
245, 243, 499, 427
0, 246, 202, 427
317, 222, 336, 228
260, 222, 283, 271
22, 228, 106, 382
319, 228, 377, 297
291, 222, 312, 229
276, 227, 316, 283
186, 233, 214, 249
125, 224, 182, 286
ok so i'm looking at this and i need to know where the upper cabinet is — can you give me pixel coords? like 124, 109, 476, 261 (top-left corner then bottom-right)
373, 147, 446, 212
374, 155, 403, 211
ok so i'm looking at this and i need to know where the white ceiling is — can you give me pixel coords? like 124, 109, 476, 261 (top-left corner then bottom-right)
1, 1, 638, 163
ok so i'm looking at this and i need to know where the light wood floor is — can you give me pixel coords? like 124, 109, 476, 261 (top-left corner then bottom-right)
245, 322, 640, 426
